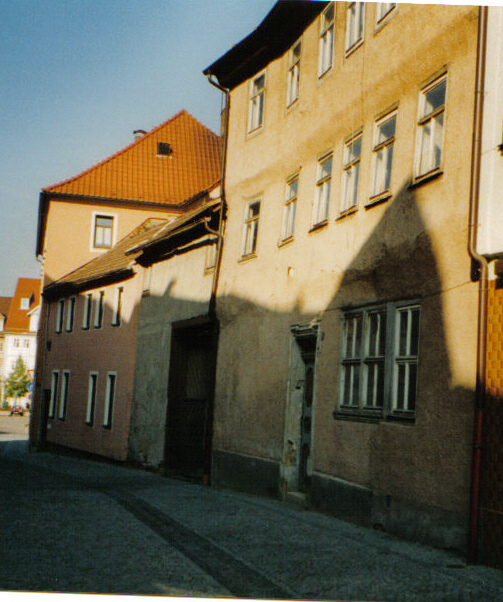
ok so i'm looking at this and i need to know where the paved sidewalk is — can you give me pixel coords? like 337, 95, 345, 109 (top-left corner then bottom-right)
3, 440, 503, 601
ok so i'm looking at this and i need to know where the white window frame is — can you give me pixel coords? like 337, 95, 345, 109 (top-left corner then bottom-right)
242, 199, 261, 258
341, 132, 362, 213
86, 372, 98, 426
82, 293, 92, 330
376, 2, 396, 27
142, 266, 152, 295
286, 39, 301, 108
338, 301, 420, 419
56, 299, 65, 333
91, 212, 116, 251
281, 175, 299, 242
23, 339, 30, 348
103, 372, 116, 429
13, 338, 20, 348
58, 370, 70, 420
66, 296, 76, 333
415, 74, 447, 179
248, 71, 266, 133
369, 110, 397, 201
313, 153, 333, 227
112, 287, 123, 327
20, 298, 30, 310
318, 2, 335, 77
345, 2, 365, 54
49, 370, 59, 419
94, 291, 105, 329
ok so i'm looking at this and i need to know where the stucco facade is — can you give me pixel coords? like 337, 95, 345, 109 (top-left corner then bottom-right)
207, 2, 480, 550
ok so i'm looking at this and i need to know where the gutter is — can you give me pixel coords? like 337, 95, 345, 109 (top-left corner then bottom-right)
206, 74, 230, 319
467, 4, 489, 565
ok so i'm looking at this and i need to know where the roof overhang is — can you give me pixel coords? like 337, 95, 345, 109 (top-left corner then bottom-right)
203, 0, 327, 90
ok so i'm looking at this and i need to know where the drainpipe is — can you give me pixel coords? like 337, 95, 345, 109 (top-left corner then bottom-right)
205, 74, 230, 319
467, 4, 488, 565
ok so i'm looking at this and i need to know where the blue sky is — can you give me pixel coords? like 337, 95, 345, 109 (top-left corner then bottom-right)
0, 0, 275, 296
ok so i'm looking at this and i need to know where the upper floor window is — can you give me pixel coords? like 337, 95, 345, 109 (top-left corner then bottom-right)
242, 200, 261, 258
342, 132, 362, 213
415, 75, 446, 179
287, 40, 301, 107
58, 370, 70, 420
370, 110, 396, 201
103, 372, 116, 429
112, 287, 123, 327
48, 371, 59, 419
248, 72, 265, 133
313, 154, 333, 227
13, 338, 20, 348
345, 2, 364, 54
318, 3, 335, 77
66, 296, 76, 332
338, 301, 420, 420
94, 291, 105, 329
86, 372, 98, 426
56, 299, 64, 334
23, 339, 30, 348
93, 214, 114, 249
376, 2, 396, 26
281, 176, 299, 242
82, 293, 92, 330
20, 298, 30, 310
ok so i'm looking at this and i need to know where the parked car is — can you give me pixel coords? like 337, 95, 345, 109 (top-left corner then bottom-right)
9, 406, 24, 416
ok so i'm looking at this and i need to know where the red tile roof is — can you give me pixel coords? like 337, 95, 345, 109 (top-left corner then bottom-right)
43, 110, 222, 205
0, 297, 12, 319
5, 278, 41, 333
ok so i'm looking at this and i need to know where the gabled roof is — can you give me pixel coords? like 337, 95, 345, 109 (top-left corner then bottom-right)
37, 110, 222, 256
5, 278, 41, 333
43, 110, 221, 204
0, 297, 12, 320
204, 0, 327, 90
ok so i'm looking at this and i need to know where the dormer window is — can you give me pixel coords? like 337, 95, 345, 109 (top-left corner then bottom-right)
93, 214, 114, 249
157, 142, 173, 157
20, 297, 31, 310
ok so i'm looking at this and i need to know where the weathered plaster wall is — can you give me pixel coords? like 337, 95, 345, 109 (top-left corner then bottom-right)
213, 3, 479, 549
128, 240, 215, 467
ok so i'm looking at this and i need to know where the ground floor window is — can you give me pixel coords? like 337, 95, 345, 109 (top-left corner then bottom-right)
338, 301, 420, 420
103, 372, 116, 429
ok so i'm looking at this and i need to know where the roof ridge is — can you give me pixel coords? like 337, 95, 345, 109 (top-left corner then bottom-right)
42, 109, 195, 193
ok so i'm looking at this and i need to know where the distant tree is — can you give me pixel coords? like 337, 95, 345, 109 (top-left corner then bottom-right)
4, 357, 30, 403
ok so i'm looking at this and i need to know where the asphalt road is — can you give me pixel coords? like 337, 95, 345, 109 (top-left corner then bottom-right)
1, 426, 503, 600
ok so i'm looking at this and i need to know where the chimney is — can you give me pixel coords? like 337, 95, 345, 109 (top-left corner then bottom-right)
133, 129, 147, 140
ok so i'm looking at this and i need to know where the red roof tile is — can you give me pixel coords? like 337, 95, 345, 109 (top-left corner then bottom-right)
43, 110, 221, 205
5, 278, 41, 333
0, 297, 12, 319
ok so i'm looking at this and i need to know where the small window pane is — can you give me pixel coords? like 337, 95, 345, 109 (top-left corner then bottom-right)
423, 80, 446, 117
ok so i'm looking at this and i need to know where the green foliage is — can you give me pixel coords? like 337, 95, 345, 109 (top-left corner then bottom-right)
4, 357, 30, 401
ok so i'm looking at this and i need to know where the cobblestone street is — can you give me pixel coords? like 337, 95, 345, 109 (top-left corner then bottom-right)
1, 433, 503, 601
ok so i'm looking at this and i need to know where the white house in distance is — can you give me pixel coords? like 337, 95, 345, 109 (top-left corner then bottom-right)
1, 278, 41, 407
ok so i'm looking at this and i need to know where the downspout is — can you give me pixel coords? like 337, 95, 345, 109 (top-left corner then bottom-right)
467, 4, 489, 565
205, 74, 230, 319
201, 74, 230, 487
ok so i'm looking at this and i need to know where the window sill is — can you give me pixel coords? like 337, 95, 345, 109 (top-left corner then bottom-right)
365, 193, 391, 209
374, 11, 396, 34
317, 66, 333, 83
345, 38, 363, 58
410, 169, 443, 189
336, 206, 358, 221
238, 253, 258, 264
333, 409, 415, 424
246, 126, 264, 141
286, 99, 299, 114
309, 220, 329, 234
278, 236, 294, 249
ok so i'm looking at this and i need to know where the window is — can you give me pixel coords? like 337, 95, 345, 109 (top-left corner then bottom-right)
23, 339, 29, 348
13, 339, 20, 348
248, 72, 265, 133
415, 75, 446, 178
49, 371, 59, 419
281, 176, 299, 241
20, 298, 30, 310
287, 40, 301, 107
142, 266, 152, 295
313, 154, 333, 226
86, 372, 98, 426
205, 240, 218, 272
112, 287, 123, 327
346, 2, 364, 53
376, 2, 396, 25
242, 200, 260, 257
94, 291, 104, 328
56, 299, 64, 333
66, 296, 76, 332
93, 215, 114, 249
370, 111, 396, 200
157, 142, 173, 157
82, 293, 92, 330
338, 302, 420, 419
319, 2, 335, 77
341, 132, 362, 212
103, 372, 116, 429
58, 370, 70, 420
